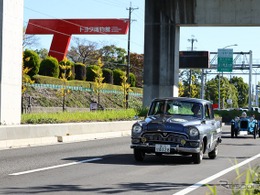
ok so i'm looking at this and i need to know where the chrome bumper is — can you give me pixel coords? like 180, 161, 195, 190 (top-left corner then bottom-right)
130, 144, 200, 154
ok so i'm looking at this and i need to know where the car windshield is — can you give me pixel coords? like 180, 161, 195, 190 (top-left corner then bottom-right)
148, 100, 202, 118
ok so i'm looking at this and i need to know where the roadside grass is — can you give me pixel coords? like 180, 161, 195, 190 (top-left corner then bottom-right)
21, 109, 138, 124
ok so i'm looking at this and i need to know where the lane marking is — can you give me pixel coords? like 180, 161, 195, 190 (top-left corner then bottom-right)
173, 153, 260, 195
9, 157, 102, 176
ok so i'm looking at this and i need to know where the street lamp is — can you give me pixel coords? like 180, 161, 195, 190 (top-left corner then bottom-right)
218, 44, 238, 109
223, 44, 238, 49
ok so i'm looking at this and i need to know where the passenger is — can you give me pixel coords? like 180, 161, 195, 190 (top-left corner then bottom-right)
191, 104, 201, 117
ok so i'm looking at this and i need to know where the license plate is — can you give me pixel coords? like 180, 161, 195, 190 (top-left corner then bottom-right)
239, 131, 248, 136
155, 144, 170, 153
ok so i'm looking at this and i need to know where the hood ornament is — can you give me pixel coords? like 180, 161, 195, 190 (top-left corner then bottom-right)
163, 133, 168, 137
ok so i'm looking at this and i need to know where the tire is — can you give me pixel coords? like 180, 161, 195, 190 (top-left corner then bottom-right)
208, 146, 218, 159
235, 128, 238, 137
134, 149, 145, 162
192, 142, 204, 164
253, 125, 257, 139
231, 125, 234, 138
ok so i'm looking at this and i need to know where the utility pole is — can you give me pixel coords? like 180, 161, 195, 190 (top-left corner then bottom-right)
126, 3, 138, 109
187, 35, 197, 97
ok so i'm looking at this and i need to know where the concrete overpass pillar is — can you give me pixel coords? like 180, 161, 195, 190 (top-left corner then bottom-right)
143, 0, 179, 107
0, 0, 23, 124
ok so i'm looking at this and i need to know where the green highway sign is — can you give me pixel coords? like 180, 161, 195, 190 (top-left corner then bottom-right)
217, 49, 233, 72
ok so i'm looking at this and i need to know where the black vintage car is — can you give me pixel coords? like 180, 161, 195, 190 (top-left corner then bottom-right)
130, 97, 222, 164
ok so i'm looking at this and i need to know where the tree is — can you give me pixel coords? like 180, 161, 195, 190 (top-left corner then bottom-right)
205, 75, 239, 109
34, 48, 48, 60
23, 26, 40, 48
120, 72, 131, 109
22, 57, 35, 94
23, 49, 40, 78
92, 58, 105, 105
179, 69, 202, 98
178, 81, 185, 96
205, 76, 219, 104
67, 37, 100, 65
99, 45, 127, 69
230, 76, 249, 108
59, 58, 73, 80
130, 53, 143, 87
86, 65, 99, 82
22, 56, 35, 114
57, 58, 72, 112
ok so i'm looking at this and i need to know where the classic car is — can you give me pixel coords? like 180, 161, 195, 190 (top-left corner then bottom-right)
130, 97, 222, 164
230, 112, 259, 139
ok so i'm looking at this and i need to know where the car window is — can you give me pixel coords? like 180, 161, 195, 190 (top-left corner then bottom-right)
149, 100, 203, 118
205, 105, 210, 119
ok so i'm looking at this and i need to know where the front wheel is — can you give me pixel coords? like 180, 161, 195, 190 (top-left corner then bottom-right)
231, 125, 235, 138
133, 149, 145, 162
253, 125, 257, 139
192, 142, 204, 164
208, 146, 218, 159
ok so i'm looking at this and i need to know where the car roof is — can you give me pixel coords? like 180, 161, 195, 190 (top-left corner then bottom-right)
151, 97, 211, 105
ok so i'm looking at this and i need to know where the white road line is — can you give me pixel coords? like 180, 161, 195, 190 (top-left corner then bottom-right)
9, 157, 102, 176
173, 153, 260, 195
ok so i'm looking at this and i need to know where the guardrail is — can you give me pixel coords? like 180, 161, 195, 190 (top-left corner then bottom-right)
0, 121, 136, 149
26, 83, 143, 97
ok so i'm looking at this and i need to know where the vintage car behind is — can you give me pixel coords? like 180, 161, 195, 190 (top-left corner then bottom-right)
230, 113, 259, 139
130, 97, 222, 164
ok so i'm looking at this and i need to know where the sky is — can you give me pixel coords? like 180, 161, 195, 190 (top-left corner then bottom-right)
24, 0, 260, 89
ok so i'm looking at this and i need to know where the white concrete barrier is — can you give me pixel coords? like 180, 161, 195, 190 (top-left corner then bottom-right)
0, 121, 136, 149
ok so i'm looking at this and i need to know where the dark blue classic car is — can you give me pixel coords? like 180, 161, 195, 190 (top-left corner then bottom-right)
230, 112, 259, 139
130, 97, 222, 164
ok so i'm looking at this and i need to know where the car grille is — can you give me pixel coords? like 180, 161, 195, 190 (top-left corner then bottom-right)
142, 132, 187, 144
240, 120, 248, 128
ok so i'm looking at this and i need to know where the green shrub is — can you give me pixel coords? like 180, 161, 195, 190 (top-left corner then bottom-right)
214, 109, 260, 123
129, 72, 136, 87
39, 56, 59, 78
23, 49, 40, 77
74, 63, 86, 81
86, 65, 100, 81
103, 68, 113, 84
21, 109, 137, 124
113, 69, 125, 85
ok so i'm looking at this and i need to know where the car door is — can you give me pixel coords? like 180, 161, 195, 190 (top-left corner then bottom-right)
204, 104, 219, 147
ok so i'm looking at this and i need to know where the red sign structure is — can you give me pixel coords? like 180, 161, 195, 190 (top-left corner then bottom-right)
26, 19, 129, 61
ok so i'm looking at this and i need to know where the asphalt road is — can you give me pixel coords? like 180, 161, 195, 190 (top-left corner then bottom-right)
0, 125, 259, 195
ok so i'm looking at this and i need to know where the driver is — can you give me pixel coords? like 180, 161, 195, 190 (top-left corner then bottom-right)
241, 111, 247, 118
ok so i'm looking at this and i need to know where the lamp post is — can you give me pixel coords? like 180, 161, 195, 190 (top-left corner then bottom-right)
218, 44, 238, 109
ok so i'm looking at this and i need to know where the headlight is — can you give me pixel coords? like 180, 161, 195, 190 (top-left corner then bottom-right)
132, 124, 142, 134
189, 127, 199, 137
